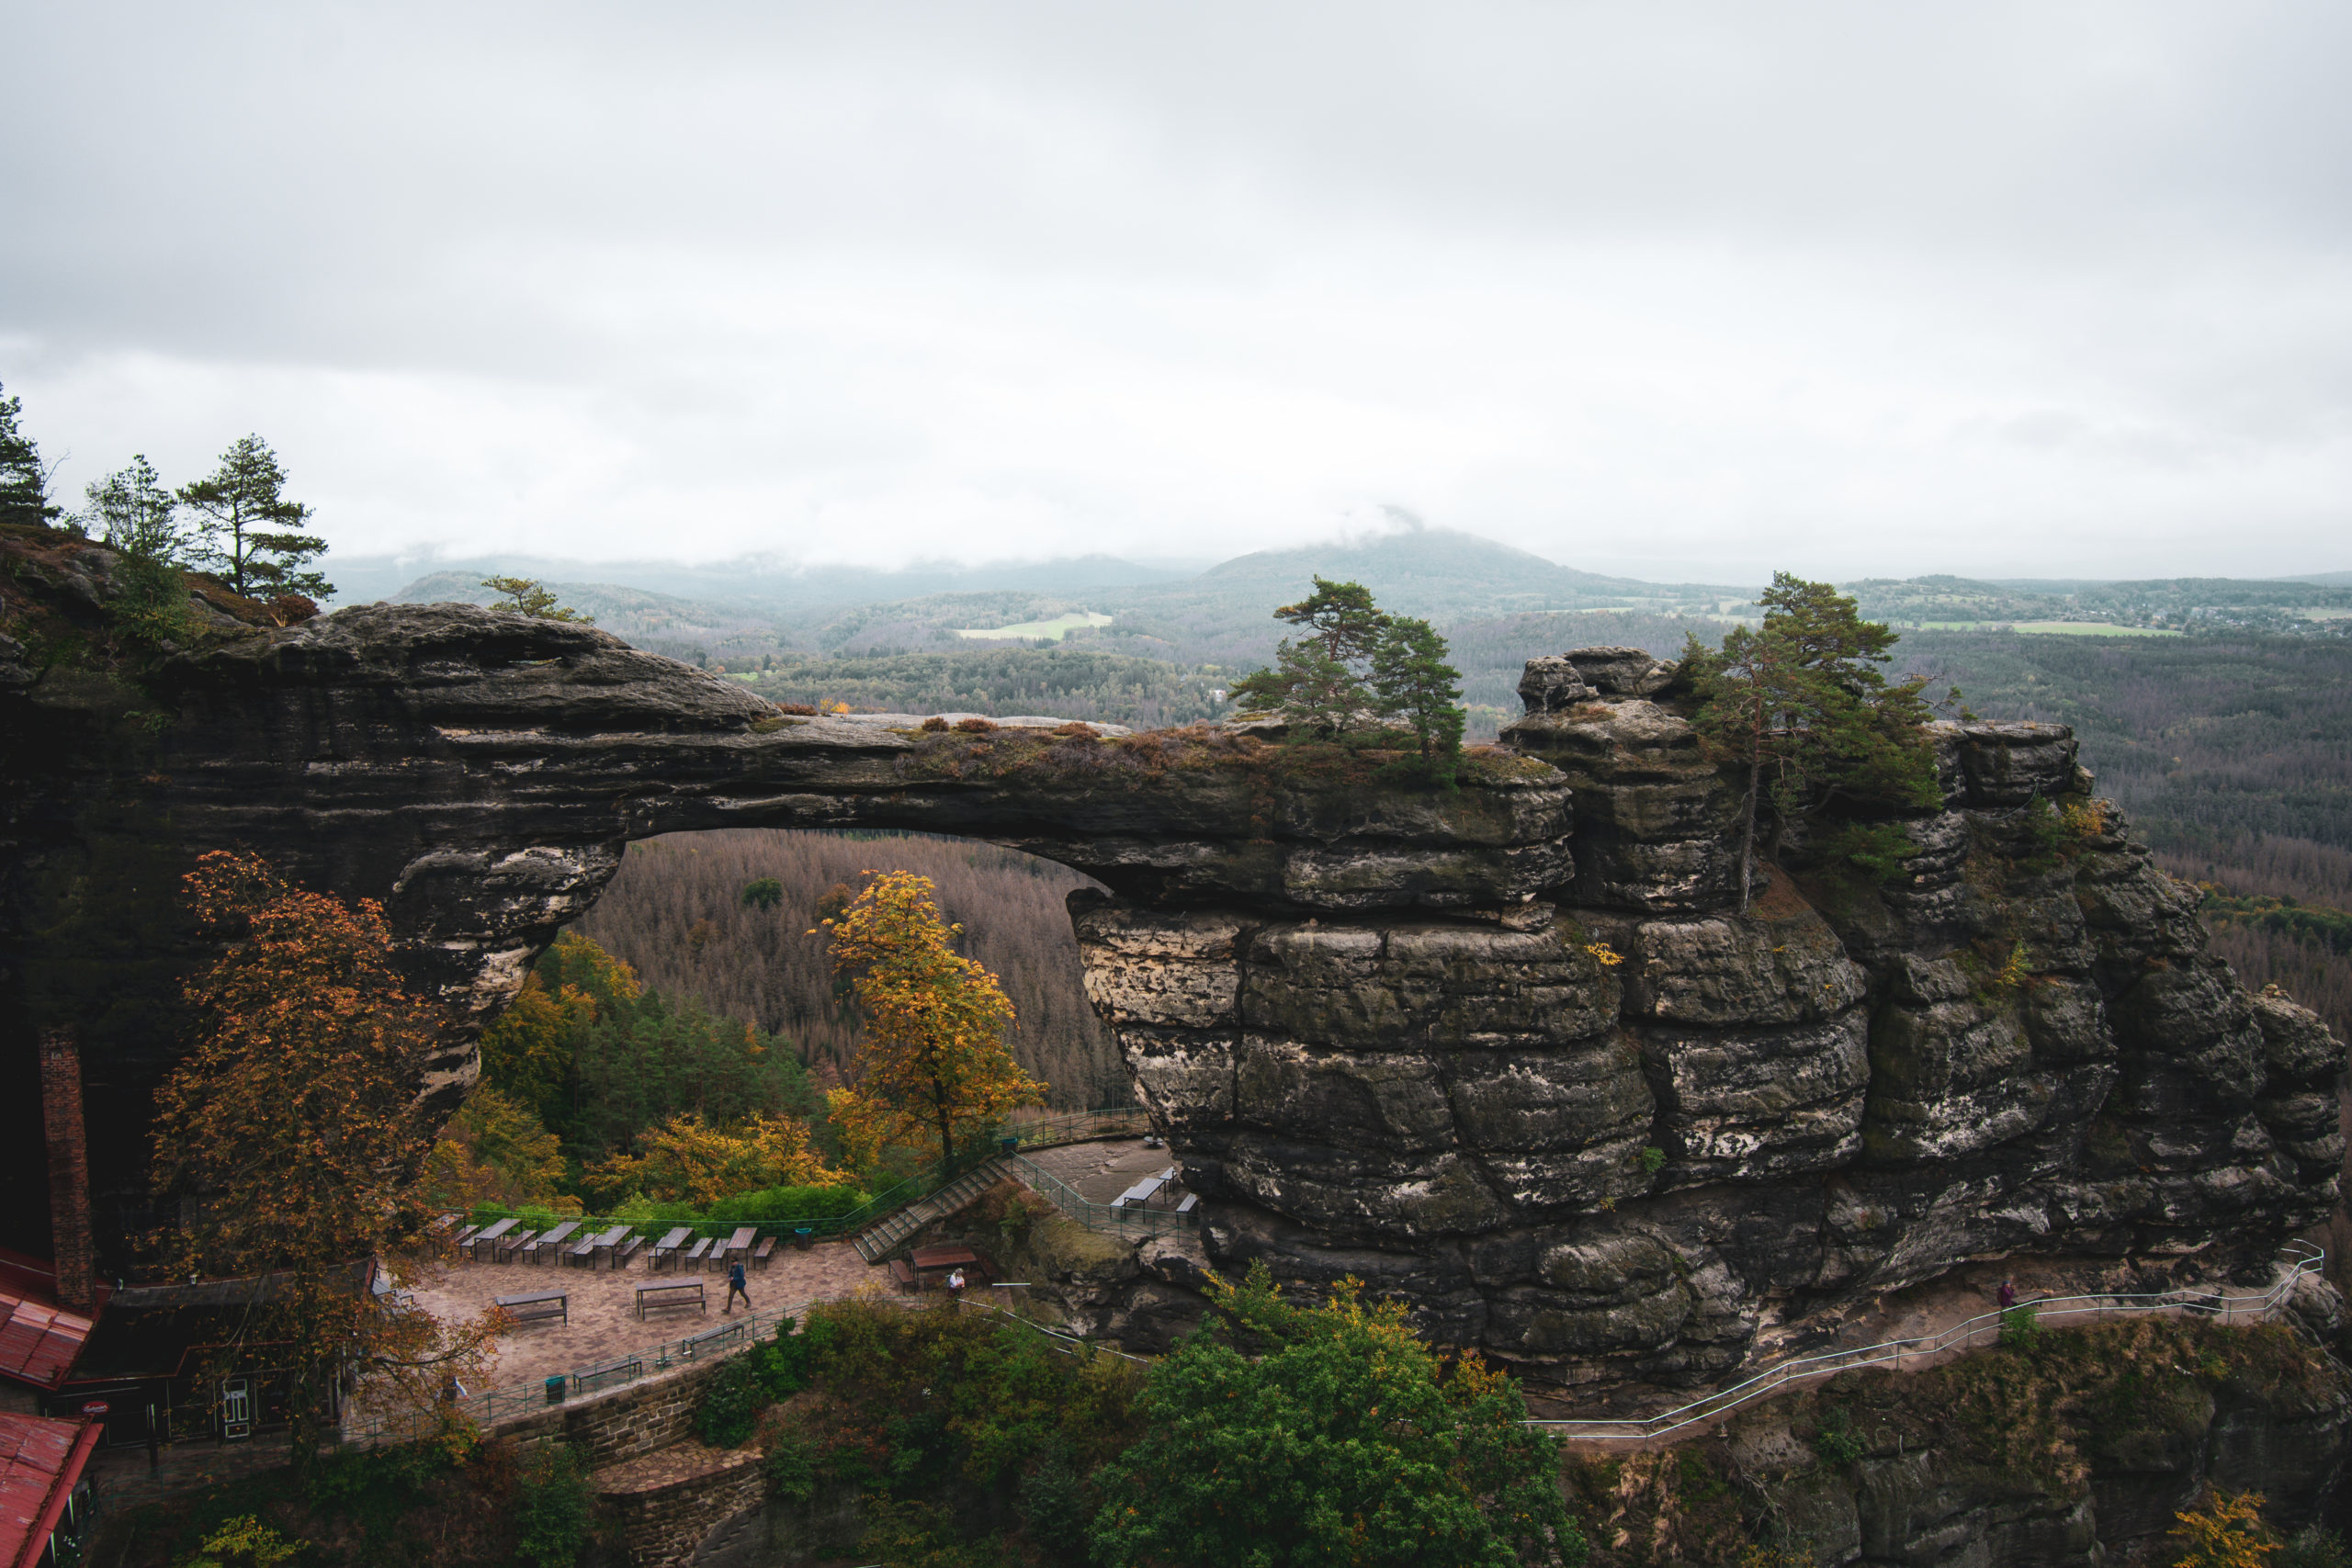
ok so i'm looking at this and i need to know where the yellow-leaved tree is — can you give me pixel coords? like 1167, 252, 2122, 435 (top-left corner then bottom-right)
152, 851, 504, 1469
819, 871, 1046, 1169
584, 1111, 845, 1207
423, 1086, 576, 1212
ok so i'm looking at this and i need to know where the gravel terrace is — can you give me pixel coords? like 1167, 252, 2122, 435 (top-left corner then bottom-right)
404, 1239, 893, 1391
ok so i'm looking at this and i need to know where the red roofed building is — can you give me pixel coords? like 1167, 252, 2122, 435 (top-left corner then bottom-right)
0, 1415, 99, 1568
0, 1295, 93, 1397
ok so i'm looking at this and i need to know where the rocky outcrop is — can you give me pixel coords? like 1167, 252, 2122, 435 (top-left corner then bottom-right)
1, 532, 2341, 1396
1075, 650, 2346, 1390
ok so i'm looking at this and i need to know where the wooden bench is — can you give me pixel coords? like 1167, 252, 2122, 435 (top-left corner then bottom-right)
531, 1221, 581, 1264
1174, 1193, 1198, 1215
751, 1236, 776, 1271
577, 1224, 630, 1269
493, 1229, 539, 1263
495, 1290, 569, 1326
720, 1226, 756, 1270
679, 1320, 745, 1359
684, 1237, 713, 1270
889, 1258, 919, 1293
572, 1354, 642, 1396
648, 1226, 693, 1273
466, 1217, 519, 1259
636, 1280, 706, 1318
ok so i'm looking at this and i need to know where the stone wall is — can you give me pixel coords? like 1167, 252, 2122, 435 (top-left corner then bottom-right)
591, 1440, 766, 1568
492, 1353, 731, 1471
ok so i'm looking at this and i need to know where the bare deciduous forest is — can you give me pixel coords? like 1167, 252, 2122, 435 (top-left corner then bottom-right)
572, 829, 1127, 1111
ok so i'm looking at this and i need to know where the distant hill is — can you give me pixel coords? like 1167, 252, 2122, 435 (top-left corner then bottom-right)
368, 527, 2352, 671
330, 550, 1201, 611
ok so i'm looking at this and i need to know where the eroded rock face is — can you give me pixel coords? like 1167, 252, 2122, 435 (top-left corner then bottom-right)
2, 557, 2340, 1396
1079, 661, 2345, 1389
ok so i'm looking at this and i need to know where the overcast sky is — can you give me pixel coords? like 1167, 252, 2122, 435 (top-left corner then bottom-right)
4, 2, 2347, 581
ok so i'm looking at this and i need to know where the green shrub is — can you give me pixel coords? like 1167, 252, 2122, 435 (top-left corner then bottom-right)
753, 1316, 812, 1399
514, 1445, 593, 1568
1018, 1446, 1094, 1565
1998, 1305, 2042, 1350
765, 1430, 819, 1505
857, 1496, 1019, 1567
1811, 821, 1923, 886
2279, 1527, 2352, 1568
1639, 1145, 1667, 1176
1810, 1406, 1866, 1465
705, 1183, 870, 1225
695, 1356, 770, 1448
2018, 793, 2068, 871
1090, 1265, 1580, 1568
175, 1515, 304, 1568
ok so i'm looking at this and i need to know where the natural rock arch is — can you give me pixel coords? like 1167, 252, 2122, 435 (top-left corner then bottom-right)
5, 603, 2340, 1392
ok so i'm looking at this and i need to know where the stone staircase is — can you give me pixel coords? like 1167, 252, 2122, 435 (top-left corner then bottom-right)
850, 1158, 1007, 1263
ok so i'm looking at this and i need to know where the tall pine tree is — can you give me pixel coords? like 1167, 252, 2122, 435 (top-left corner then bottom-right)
78, 455, 185, 558
0, 380, 60, 528
1371, 614, 1466, 786
178, 434, 331, 599
1687, 572, 1941, 911
1228, 576, 1388, 735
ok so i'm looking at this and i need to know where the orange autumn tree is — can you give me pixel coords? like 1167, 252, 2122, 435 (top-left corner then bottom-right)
819, 870, 1046, 1169
583, 1111, 846, 1208
2169, 1491, 2278, 1568
152, 851, 504, 1467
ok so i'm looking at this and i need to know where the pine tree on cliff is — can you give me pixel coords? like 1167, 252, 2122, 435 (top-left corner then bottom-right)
178, 434, 332, 600
1371, 613, 1466, 786
1229, 576, 1388, 735
0, 381, 61, 528
1687, 573, 1940, 913
77, 455, 185, 558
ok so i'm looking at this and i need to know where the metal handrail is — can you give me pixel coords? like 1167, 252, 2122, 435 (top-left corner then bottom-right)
1528, 1240, 2327, 1441
1004, 1150, 1199, 1237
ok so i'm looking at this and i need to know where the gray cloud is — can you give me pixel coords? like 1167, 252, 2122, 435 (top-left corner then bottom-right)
3, 0, 2346, 579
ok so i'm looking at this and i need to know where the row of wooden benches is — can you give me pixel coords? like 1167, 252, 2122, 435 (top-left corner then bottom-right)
490, 1277, 726, 1329
450, 1217, 783, 1273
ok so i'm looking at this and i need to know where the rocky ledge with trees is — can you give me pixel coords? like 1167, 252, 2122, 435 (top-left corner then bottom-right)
2, 520, 2345, 1416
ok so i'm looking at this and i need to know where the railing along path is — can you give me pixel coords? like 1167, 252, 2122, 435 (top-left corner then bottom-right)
361, 1176, 2323, 1451
1530, 1240, 2327, 1442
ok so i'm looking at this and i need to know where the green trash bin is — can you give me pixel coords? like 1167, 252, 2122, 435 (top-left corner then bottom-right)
1000, 1136, 1020, 1156
544, 1375, 567, 1405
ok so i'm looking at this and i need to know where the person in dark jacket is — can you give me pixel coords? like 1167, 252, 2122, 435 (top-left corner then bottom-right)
726, 1258, 752, 1314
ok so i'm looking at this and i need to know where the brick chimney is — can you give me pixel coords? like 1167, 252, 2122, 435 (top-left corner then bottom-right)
39, 1027, 97, 1312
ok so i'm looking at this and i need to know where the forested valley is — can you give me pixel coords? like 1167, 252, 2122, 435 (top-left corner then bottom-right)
571, 829, 1122, 1109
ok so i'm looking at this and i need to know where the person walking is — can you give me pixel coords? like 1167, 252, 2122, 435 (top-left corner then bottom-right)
1996, 1278, 2016, 1311
725, 1257, 752, 1315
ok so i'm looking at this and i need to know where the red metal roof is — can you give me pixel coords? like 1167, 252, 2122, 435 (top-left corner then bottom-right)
0, 1294, 93, 1393
0, 1414, 99, 1568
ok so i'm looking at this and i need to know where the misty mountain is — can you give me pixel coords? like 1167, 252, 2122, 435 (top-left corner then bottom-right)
331, 550, 1204, 613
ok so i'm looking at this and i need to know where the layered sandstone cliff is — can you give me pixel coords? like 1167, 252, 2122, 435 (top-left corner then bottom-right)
1, 536, 2341, 1393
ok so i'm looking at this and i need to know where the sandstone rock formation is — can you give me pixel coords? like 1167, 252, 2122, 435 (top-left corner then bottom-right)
1, 535, 2340, 1396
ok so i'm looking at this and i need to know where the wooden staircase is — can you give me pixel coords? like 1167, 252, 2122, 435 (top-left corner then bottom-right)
850, 1158, 1008, 1263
